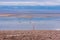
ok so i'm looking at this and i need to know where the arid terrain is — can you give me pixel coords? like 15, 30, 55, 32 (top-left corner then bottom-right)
0, 14, 60, 18
0, 30, 60, 40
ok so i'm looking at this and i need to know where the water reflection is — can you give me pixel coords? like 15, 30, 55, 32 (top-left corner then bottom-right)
0, 17, 60, 30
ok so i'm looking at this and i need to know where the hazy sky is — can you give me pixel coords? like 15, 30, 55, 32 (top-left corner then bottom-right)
0, 0, 60, 6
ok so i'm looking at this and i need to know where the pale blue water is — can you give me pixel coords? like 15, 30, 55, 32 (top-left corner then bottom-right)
0, 6, 60, 14
0, 5, 60, 30
0, 6, 60, 10
0, 17, 60, 30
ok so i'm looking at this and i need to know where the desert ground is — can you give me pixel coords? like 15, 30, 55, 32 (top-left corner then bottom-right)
0, 30, 60, 40
0, 14, 60, 18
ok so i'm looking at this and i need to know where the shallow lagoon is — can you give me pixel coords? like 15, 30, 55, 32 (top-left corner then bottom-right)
0, 17, 60, 30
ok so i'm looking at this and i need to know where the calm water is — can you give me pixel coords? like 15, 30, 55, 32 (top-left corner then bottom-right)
0, 6, 60, 14
0, 5, 60, 30
0, 17, 60, 30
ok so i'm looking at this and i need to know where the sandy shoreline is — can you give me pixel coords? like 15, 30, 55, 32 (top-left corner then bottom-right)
0, 14, 60, 18
0, 30, 60, 40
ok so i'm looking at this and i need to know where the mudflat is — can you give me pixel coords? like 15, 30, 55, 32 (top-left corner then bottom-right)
0, 30, 60, 40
